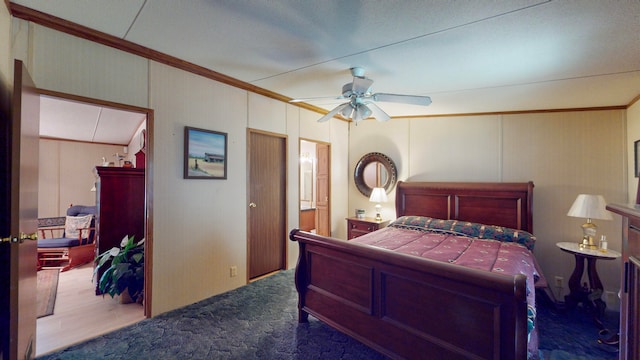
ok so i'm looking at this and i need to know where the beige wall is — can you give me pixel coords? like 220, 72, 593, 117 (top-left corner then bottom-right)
627, 101, 640, 202
5, 11, 638, 315
0, 4, 11, 111
9, 22, 349, 316
31, 24, 149, 108
299, 108, 350, 238
38, 139, 123, 217
147, 63, 349, 314
349, 110, 627, 307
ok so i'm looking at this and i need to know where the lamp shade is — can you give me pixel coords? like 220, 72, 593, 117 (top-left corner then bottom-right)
369, 187, 388, 203
567, 194, 612, 220
340, 103, 355, 118
340, 102, 373, 124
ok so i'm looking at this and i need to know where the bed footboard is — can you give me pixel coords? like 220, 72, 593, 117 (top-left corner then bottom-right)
290, 229, 528, 360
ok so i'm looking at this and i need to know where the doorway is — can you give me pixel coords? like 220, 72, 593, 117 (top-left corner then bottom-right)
299, 139, 330, 236
34, 90, 152, 355
247, 129, 287, 280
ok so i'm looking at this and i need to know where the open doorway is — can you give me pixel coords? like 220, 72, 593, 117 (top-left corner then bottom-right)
35, 90, 152, 356
299, 139, 330, 236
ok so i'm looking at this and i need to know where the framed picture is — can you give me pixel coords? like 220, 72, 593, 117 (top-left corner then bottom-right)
184, 126, 227, 179
635, 140, 640, 178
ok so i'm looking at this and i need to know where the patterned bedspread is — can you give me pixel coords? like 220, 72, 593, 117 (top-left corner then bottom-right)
351, 216, 545, 359
352, 226, 542, 284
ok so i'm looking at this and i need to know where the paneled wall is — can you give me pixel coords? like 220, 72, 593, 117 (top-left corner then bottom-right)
627, 101, 640, 201
38, 139, 123, 217
10, 21, 349, 316
31, 24, 149, 108
349, 110, 626, 306
0, 5, 11, 111
5, 11, 636, 316
299, 108, 350, 239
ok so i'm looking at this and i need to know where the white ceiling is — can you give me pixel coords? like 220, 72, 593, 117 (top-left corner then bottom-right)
11, 0, 640, 142
39, 96, 145, 145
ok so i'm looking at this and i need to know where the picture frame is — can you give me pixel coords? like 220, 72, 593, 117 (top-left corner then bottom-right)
635, 140, 640, 178
184, 126, 227, 179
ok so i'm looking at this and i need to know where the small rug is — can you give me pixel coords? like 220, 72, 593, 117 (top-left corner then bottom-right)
37, 269, 59, 318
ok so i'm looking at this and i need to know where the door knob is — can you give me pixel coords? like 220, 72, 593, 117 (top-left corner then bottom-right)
1, 232, 37, 243
20, 232, 38, 240
249, 202, 257, 208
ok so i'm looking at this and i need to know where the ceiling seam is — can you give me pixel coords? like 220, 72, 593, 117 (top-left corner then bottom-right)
92, 107, 103, 142
427, 69, 640, 97
251, 0, 553, 83
11, 1, 635, 118
123, 0, 148, 39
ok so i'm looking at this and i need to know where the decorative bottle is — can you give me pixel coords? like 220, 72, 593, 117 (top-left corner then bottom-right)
599, 235, 608, 252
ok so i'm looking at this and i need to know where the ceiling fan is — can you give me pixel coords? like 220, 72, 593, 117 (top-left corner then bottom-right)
291, 67, 432, 124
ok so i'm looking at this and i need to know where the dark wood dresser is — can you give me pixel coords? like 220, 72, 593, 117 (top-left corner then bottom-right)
94, 167, 145, 294
606, 203, 640, 359
346, 217, 390, 240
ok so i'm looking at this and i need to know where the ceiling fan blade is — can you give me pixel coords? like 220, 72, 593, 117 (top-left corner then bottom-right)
289, 95, 343, 103
372, 93, 432, 106
317, 102, 350, 122
351, 77, 373, 94
365, 102, 391, 122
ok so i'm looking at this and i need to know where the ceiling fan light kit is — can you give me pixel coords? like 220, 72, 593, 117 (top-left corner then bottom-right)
293, 67, 432, 125
338, 100, 374, 126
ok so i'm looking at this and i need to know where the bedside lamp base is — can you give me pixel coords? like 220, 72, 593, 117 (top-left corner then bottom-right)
578, 220, 598, 249
374, 203, 382, 221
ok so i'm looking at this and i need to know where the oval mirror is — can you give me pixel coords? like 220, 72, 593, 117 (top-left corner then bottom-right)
354, 152, 398, 197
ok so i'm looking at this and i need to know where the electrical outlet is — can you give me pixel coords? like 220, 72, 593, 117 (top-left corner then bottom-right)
554, 276, 563, 288
230, 266, 237, 277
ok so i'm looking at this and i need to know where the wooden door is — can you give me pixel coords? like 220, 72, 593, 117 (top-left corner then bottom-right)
0, 60, 40, 360
315, 143, 330, 236
248, 130, 286, 279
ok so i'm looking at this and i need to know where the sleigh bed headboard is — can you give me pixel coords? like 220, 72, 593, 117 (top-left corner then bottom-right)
395, 181, 534, 233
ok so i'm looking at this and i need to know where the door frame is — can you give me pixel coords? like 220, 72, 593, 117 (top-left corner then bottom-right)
35, 88, 154, 317
299, 138, 331, 236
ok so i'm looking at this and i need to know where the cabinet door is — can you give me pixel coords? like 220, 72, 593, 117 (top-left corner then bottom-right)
629, 256, 640, 360
626, 219, 640, 360
94, 167, 145, 294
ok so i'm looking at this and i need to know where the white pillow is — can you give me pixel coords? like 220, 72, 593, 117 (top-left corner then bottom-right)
65, 214, 93, 239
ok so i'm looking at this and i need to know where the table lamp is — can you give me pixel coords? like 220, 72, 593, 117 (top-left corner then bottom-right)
567, 194, 612, 249
369, 187, 388, 221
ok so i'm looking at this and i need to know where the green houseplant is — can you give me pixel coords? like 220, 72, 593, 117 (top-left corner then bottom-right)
94, 235, 144, 303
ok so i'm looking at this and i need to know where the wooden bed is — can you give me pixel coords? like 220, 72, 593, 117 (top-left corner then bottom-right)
289, 181, 535, 359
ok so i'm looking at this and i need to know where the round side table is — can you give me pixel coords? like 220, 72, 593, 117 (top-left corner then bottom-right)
556, 241, 620, 329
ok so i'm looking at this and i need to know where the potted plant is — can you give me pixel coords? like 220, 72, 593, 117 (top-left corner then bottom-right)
94, 235, 144, 303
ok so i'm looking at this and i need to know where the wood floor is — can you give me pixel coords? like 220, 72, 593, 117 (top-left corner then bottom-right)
36, 263, 145, 357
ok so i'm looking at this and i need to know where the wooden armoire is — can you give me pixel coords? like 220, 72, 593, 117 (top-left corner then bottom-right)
94, 166, 145, 294
606, 203, 640, 359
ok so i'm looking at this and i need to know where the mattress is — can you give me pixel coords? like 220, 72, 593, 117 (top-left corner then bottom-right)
351, 216, 545, 359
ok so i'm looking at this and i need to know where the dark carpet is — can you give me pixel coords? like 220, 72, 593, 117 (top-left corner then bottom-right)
37, 270, 619, 359
537, 296, 619, 360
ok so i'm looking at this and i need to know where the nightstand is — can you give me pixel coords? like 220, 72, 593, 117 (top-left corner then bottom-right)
346, 217, 390, 240
556, 241, 621, 329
